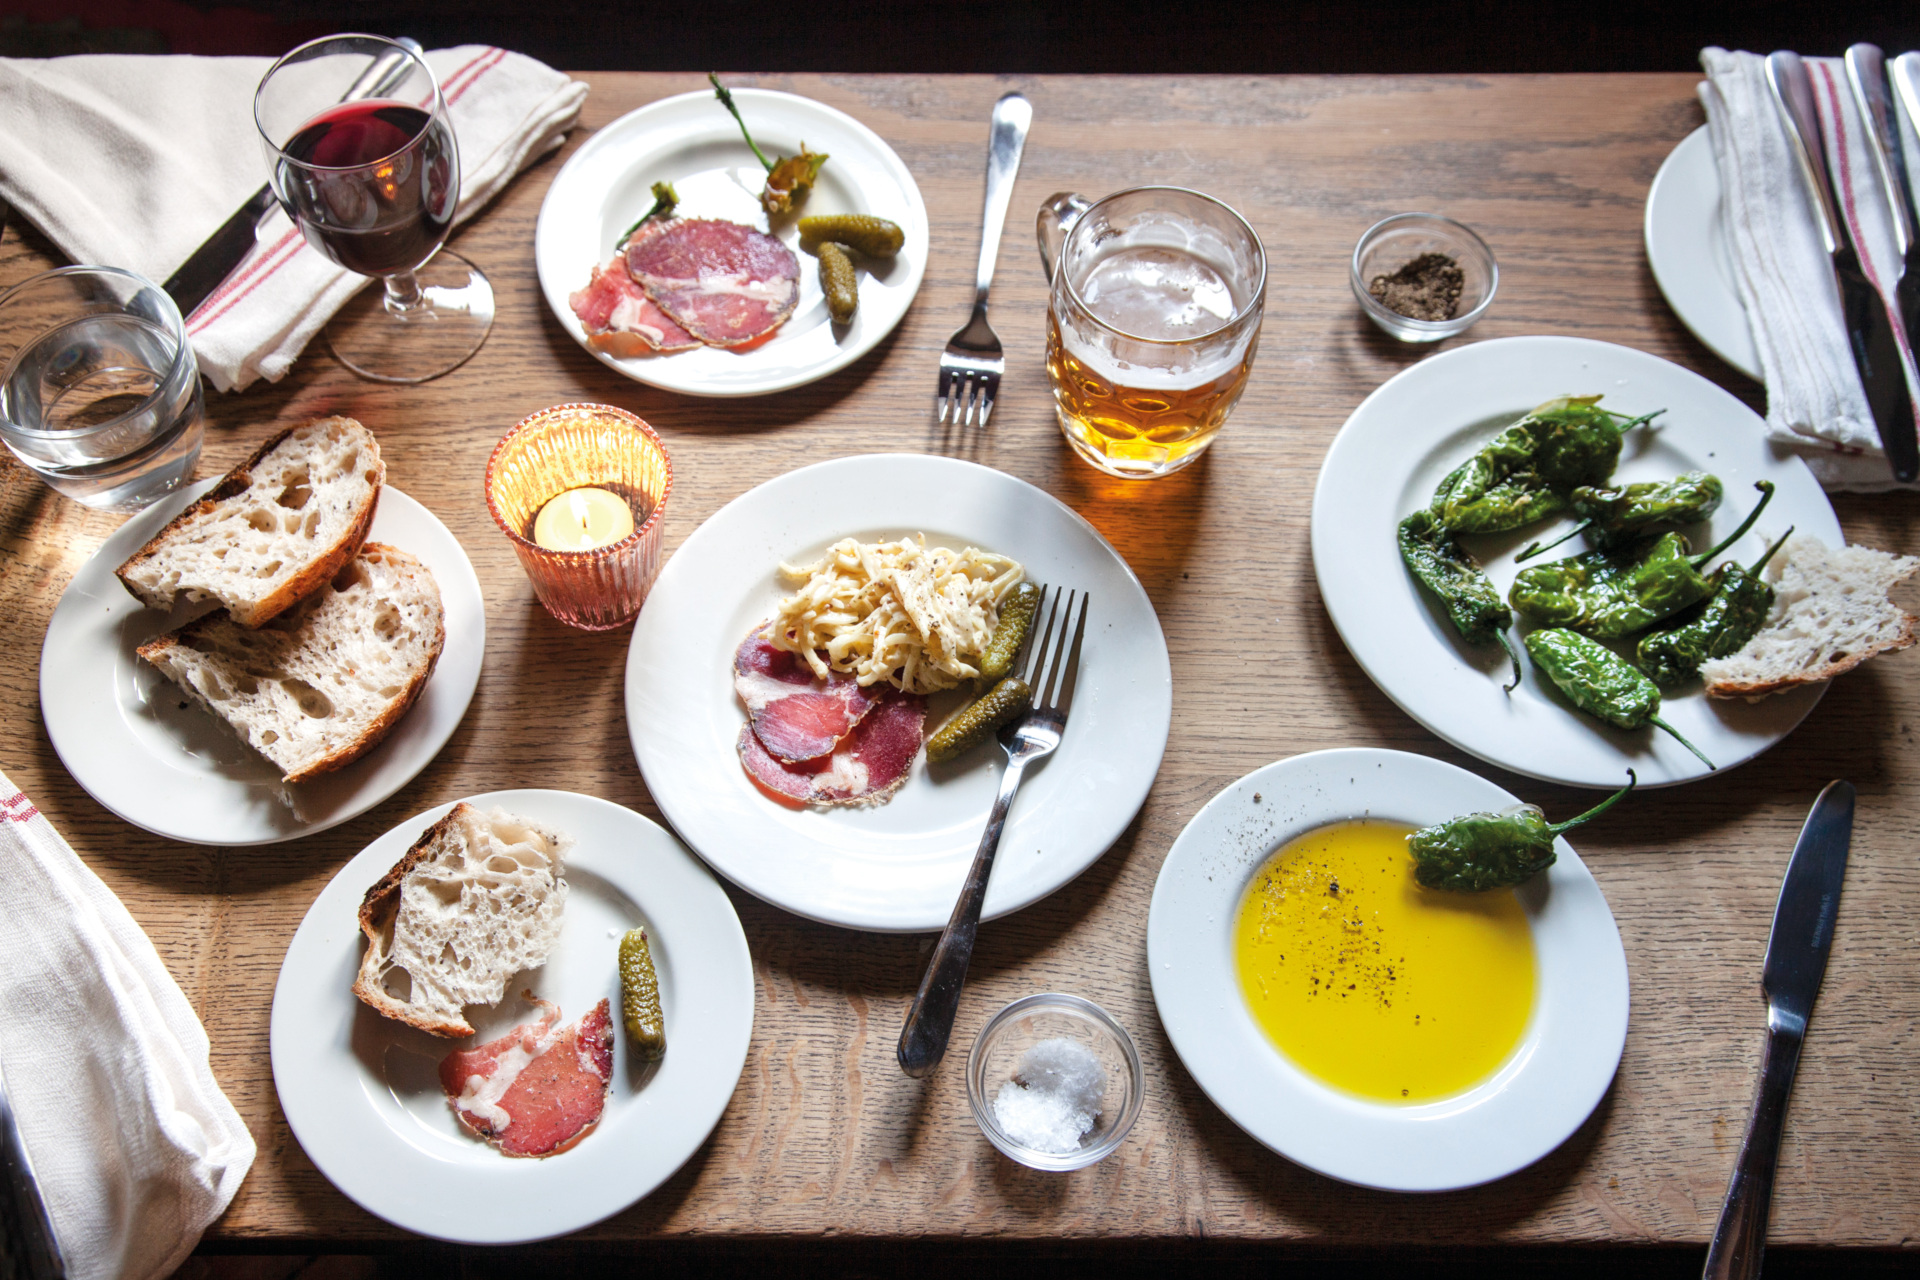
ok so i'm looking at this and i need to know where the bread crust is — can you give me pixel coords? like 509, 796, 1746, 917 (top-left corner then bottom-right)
351, 803, 478, 1038
115, 416, 383, 627
1704, 612, 1916, 699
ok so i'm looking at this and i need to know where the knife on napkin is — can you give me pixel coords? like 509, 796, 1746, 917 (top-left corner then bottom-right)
1765, 51, 1919, 485
161, 37, 423, 319
1845, 46, 1920, 376
1701, 779, 1853, 1280
0, 1054, 65, 1279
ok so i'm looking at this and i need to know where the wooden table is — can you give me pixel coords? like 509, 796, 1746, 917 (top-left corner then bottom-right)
2, 73, 1916, 1253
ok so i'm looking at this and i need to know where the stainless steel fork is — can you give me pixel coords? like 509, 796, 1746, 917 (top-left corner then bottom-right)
897, 587, 1088, 1078
934, 92, 1032, 428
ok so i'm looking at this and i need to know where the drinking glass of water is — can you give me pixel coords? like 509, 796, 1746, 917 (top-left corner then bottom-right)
1038, 187, 1266, 479
0, 265, 205, 511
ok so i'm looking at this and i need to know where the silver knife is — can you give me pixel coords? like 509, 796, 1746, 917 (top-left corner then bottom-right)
1765, 51, 1919, 485
1702, 779, 1854, 1280
0, 1053, 66, 1279
161, 37, 423, 320
1846, 47, 1920, 464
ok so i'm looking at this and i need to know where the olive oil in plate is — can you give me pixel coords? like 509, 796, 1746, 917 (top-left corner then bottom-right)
1232, 819, 1536, 1103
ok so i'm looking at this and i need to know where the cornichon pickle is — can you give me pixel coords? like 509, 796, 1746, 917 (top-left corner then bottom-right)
618, 926, 665, 1062
818, 242, 859, 324
927, 677, 1032, 764
979, 581, 1040, 684
799, 214, 904, 257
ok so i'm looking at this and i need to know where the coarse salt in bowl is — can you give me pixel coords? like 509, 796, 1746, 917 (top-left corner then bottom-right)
966, 993, 1143, 1171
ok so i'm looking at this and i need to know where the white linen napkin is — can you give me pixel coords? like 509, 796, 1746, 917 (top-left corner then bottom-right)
1699, 47, 1920, 492
0, 47, 587, 391
0, 769, 254, 1280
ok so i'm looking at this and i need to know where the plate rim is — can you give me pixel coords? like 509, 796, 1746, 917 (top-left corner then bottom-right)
1644, 125, 1763, 382
1145, 746, 1630, 1192
624, 451, 1174, 932
38, 480, 485, 846
268, 787, 755, 1244
534, 87, 930, 398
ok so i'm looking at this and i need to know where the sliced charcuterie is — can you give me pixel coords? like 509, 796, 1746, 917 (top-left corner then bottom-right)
439, 996, 613, 1158
625, 219, 800, 348
734, 632, 879, 763
738, 689, 926, 807
568, 233, 700, 357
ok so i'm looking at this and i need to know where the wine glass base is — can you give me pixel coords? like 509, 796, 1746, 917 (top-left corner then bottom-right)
325, 252, 495, 384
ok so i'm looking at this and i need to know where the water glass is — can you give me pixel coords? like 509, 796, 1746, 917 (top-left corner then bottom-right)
0, 266, 204, 511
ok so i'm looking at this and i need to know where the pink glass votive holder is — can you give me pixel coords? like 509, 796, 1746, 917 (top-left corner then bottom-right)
485, 403, 672, 631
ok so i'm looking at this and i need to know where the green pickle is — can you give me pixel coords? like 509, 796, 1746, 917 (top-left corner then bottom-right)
818, 242, 859, 324
979, 582, 1040, 684
618, 926, 666, 1062
798, 214, 905, 258
927, 677, 1032, 764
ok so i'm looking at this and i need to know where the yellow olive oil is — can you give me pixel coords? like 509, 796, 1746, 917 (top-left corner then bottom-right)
1232, 819, 1536, 1103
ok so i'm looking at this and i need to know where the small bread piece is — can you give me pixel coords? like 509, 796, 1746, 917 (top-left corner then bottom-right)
1702, 534, 1918, 700
135, 544, 443, 782
117, 416, 384, 626
353, 805, 572, 1038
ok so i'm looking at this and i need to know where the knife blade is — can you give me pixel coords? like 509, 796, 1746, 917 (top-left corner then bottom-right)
1766, 51, 1919, 485
0, 1053, 66, 1279
1702, 779, 1854, 1280
1846, 47, 1920, 476
161, 38, 424, 320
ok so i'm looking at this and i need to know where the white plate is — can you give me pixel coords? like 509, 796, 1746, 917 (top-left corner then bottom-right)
39, 482, 484, 845
626, 454, 1173, 933
1148, 748, 1629, 1192
1645, 126, 1762, 382
535, 88, 930, 397
270, 789, 753, 1244
1311, 335, 1841, 789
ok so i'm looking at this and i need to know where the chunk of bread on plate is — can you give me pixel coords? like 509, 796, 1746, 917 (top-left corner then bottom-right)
135, 543, 444, 783
352, 804, 573, 1038
117, 416, 384, 626
1702, 534, 1918, 700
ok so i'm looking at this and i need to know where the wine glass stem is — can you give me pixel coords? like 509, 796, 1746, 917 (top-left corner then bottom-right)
383, 270, 429, 317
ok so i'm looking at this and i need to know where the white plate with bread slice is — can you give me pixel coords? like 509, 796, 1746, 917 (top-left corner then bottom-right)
40, 418, 484, 844
272, 789, 754, 1244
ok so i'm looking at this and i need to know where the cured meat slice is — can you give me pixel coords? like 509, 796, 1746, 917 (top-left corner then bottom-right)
439, 996, 613, 1158
739, 688, 926, 807
734, 632, 880, 763
626, 219, 800, 348
568, 254, 700, 355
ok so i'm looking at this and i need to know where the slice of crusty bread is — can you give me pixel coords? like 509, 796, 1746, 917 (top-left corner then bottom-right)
1702, 534, 1918, 700
135, 543, 444, 783
117, 416, 384, 627
352, 804, 573, 1038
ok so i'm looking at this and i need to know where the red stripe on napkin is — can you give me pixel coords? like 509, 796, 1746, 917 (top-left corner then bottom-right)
188, 228, 305, 334
1, 793, 39, 823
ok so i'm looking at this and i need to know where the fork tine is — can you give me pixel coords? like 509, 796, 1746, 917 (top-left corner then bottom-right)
1049, 592, 1088, 715
1035, 589, 1077, 707
963, 375, 983, 428
977, 378, 997, 428
1020, 586, 1060, 686
935, 369, 953, 425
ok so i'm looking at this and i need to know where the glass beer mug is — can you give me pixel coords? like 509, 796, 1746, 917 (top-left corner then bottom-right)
1037, 187, 1266, 479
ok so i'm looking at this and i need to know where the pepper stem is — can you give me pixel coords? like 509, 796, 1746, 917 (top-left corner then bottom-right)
1547, 770, 1637, 835
710, 72, 776, 173
1748, 525, 1794, 574
1497, 630, 1522, 694
1691, 480, 1775, 567
1515, 521, 1591, 563
1648, 715, 1716, 770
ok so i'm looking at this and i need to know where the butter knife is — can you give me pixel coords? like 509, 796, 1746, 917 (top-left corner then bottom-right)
1845, 47, 1920, 444
161, 37, 423, 320
1702, 780, 1854, 1280
1765, 51, 1918, 484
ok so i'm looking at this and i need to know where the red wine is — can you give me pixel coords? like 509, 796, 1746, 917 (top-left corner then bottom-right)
277, 100, 456, 278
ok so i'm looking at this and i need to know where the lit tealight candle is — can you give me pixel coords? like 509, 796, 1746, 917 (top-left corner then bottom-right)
531, 486, 635, 552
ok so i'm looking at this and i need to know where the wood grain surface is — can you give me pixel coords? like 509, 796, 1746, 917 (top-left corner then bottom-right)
1, 72, 1916, 1250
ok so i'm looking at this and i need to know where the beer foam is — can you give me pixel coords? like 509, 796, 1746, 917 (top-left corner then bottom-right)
1059, 217, 1255, 389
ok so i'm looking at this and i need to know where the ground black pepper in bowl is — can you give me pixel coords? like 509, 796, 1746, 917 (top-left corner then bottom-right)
1368, 252, 1465, 322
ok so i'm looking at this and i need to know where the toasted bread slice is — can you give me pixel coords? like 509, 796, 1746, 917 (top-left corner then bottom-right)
1702, 534, 1918, 700
135, 543, 443, 783
117, 416, 384, 627
352, 804, 573, 1038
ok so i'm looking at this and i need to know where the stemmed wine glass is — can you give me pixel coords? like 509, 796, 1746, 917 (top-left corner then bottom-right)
254, 34, 493, 383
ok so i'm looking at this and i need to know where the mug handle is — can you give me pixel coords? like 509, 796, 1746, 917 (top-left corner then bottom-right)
1036, 192, 1093, 282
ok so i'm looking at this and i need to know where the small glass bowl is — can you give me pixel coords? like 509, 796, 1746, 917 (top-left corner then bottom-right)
1351, 212, 1497, 342
966, 993, 1143, 1172
484, 403, 671, 631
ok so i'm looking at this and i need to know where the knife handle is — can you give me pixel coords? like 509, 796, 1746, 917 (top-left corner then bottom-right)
1702, 1023, 1805, 1280
1765, 51, 1847, 259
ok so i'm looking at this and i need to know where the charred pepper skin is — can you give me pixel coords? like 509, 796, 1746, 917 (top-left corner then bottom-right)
1398, 510, 1522, 691
1428, 396, 1654, 535
1635, 528, 1793, 687
1408, 772, 1636, 892
1516, 470, 1725, 561
1524, 628, 1716, 769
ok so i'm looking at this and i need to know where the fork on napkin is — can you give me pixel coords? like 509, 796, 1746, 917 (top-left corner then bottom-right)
0, 48, 586, 392
1699, 47, 1920, 492
0, 771, 254, 1280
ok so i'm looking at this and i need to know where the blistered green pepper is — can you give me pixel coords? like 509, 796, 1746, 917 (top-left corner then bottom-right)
1508, 481, 1775, 639
1516, 471, 1725, 562
1635, 527, 1792, 687
710, 72, 828, 215
1524, 628, 1715, 769
1428, 396, 1659, 534
1398, 509, 1521, 691
1408, 771, 1636, 892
